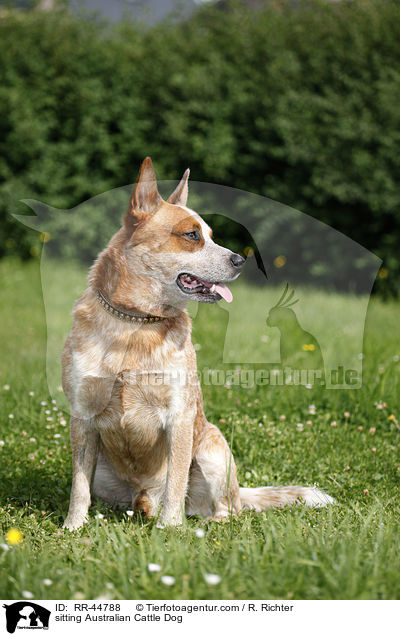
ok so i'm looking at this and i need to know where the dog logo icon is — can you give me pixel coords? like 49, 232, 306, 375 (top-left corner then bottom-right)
2, 602, 50, 633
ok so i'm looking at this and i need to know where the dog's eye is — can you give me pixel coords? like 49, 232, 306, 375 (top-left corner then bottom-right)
182, 230, 200, 241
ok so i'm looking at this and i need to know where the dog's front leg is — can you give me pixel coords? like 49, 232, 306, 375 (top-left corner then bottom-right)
159, 414, 194, 527
63, 417, 99, 530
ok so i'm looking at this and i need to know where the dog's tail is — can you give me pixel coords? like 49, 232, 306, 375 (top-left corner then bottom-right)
239, 485, 334, 511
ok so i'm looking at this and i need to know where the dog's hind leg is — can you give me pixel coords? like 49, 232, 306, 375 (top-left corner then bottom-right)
186, 423, 241, 521
63, 417, 100, 530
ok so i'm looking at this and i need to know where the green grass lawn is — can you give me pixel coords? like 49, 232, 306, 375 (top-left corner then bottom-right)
0, 258, 399, 600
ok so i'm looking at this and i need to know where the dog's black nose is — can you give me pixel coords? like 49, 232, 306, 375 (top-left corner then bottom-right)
230, 253, 246, 268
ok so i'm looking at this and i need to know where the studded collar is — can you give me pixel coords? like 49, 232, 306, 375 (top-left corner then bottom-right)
96, 290, 166, 324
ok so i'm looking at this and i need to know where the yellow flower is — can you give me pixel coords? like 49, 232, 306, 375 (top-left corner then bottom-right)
388, 414, 396, 421
6, 528, 23, 545
40, 232, 51, 243
273, 255, 286, 268
302, 344, 315, 351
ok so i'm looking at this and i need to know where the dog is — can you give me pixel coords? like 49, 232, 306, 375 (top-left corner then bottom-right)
62, 157, 333, 530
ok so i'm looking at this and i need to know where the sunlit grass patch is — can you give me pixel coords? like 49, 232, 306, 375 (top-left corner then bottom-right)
0, 259, 399, 599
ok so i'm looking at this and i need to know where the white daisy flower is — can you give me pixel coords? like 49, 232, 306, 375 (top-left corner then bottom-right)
161, 575, 175, 586
22, 591, 34, 599
204, 573, 221, 585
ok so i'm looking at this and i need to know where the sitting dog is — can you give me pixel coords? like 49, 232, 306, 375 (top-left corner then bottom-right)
62, 157, 333, 529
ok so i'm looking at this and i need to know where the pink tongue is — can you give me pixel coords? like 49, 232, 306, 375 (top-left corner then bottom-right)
214, 283, 233, 303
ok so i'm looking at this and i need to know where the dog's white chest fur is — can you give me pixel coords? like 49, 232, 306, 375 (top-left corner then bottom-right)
91, 334, 192, 482
119, 367, 186, 431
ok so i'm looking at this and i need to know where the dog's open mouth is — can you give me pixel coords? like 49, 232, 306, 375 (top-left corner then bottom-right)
177, 273, 233, 303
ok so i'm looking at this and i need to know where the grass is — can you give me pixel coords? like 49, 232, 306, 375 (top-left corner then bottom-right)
0, 257, 399, 600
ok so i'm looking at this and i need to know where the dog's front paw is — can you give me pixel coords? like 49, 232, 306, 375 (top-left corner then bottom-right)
62, 514, 87, 531
156, 521, 166, 529
157, 510, 184, 528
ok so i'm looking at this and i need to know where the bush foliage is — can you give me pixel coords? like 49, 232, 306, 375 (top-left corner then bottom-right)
1, 0, 399, 292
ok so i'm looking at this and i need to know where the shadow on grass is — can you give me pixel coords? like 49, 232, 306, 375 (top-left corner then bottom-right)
0, 458, 154, 529
0, 461, 70, 522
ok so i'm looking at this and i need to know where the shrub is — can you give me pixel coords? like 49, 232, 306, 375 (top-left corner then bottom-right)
1, 1, 399, 293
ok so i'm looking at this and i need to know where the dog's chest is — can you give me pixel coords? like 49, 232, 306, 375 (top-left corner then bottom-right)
96, 332, 193, 464
119, 366, 186, 427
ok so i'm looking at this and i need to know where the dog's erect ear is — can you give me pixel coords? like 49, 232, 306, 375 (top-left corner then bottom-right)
167, 168, 190, 207
124, 157, 162, 229
134, 157, 162, 213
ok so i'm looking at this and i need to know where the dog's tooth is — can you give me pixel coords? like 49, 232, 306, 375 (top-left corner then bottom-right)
210, 284, 216, 293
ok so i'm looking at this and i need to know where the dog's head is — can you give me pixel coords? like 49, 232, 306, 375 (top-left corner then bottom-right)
100, 157, 245, 315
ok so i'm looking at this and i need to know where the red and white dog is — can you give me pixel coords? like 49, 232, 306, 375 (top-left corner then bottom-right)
62, 158, 333, 529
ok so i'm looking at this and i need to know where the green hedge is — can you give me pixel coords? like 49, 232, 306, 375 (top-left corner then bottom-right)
1, 1, 400, 292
